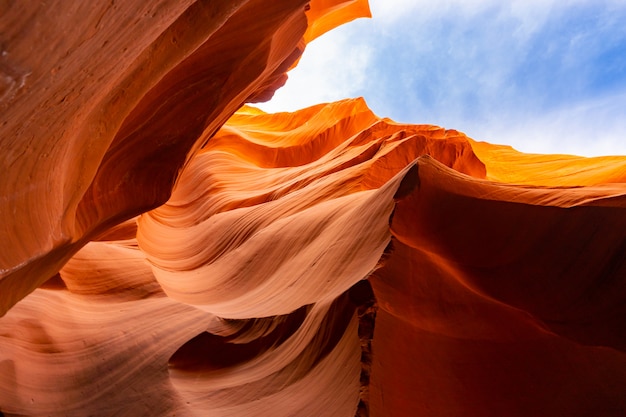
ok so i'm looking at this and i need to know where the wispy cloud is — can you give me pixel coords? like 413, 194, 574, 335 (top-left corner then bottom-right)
473, 88, 626, 156
258, 27, 372, 113
257, 0, 626, 156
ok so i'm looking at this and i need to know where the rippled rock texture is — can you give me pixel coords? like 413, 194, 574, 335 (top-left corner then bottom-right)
2, 1, 626, 416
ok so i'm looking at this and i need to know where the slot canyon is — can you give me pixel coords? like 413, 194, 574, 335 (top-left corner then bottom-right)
1, 1, 626, 416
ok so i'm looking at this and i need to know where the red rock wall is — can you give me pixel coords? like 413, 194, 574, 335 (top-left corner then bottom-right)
0, 0, 366, 316
2, 1, 626, 416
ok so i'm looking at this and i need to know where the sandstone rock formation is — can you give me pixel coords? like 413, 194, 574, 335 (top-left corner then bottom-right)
0, 0, 369, 317
1, 1, 626, 416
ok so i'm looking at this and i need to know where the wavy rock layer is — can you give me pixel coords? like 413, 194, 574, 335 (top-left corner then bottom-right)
3, 94, 625, 416
0, 0, 368, 317
2, 1, 626, 416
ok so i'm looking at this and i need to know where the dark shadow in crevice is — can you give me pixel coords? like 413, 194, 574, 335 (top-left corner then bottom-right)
169, 305, 308, 371
349, 279, 377, 417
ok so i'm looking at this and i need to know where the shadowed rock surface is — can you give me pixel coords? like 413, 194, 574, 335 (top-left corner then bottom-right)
1, 1, 626, 416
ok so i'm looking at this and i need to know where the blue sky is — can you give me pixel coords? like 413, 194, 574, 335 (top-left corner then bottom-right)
257, 0, 626, 157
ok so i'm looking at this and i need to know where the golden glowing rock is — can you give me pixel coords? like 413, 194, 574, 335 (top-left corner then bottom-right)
1, 1, 626, 416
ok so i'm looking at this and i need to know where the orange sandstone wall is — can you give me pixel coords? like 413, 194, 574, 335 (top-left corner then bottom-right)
0, 0, 367, 316
371, 156, 626, 416
2, 1, 626, 416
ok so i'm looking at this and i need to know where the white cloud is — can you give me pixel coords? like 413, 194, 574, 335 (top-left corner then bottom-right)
256, 0, 626, 157
257, 26, 372, 113
473, 89, 626, 157
369, 0, 493, 21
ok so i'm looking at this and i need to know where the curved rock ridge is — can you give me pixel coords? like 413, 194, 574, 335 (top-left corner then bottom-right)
2, 1, 626, 416
372, 155, 626, 417
137, 98, 486, 320
470, 139, 626, 186
3, 93, 625, 415
0, 0, 369, 317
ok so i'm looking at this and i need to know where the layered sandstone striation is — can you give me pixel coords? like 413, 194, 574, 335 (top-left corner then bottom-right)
2, 1, 626, 416
0, 0, 369, 316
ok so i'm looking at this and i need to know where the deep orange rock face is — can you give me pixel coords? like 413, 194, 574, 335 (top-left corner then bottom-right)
1, 1, 626, 416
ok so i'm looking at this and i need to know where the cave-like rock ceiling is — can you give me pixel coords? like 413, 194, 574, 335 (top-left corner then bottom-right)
1, 1, 625, 416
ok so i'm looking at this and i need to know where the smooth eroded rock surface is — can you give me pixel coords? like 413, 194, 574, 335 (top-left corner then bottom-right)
2, 1, 626, 416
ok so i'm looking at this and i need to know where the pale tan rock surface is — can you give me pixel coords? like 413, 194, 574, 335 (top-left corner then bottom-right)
2, 1, 626, 416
